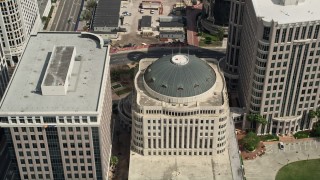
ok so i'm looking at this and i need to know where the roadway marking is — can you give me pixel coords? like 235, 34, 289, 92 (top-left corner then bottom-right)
54, 0, 68, 31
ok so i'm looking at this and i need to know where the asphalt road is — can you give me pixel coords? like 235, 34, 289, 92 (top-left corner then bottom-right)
110, 48, 226, 65
50, 0, 82, 31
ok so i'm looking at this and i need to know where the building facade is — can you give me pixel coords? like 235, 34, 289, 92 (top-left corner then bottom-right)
131, 54, 230, 156
0, 32, 112, 180
202, 0, 231, 35
237, 0, 320, 134
0, 0, 41, 65
224, 0, 245, 90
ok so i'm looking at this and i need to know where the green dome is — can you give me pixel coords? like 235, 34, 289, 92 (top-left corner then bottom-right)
144, 54, 216, 97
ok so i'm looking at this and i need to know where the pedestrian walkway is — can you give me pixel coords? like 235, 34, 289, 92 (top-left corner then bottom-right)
228, 117, 244, 180
186, 4, 202, 46
243, 138, 320, 180
46, 1, 60, 31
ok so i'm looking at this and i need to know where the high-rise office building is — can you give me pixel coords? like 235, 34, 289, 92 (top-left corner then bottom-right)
0, 38, 9, 99
0, 38, 13, 180
234, 0, 320, 134
0, 32, 112, 180
202, 0, 231, 35
131, 54, 230, 156
0, 0, 41, 65
224, 0, 245, 90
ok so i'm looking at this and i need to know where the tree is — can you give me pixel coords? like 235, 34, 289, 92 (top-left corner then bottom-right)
41, 16, 47, 23
110, 155, 119, 169
309, 110, 317, 119
311, 121, 320, 137
86, 0, 97, 10
242, 132, 260, 151
247, 114, 267, 125
82, 10, 92, 21
217, 27, 224, 41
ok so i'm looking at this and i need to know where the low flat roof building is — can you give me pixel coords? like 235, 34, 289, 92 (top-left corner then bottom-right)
93, 0, 121, 32
141, 16, 152, 28
159, 21, 184, 32
0, 32, 113, 180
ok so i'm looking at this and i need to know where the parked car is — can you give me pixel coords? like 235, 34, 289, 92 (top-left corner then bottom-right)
122, 11, 128, 15
150, 10, 155, 14
278, 142, 284, 150
124, 13, 132, 16
140, 9, 144, 13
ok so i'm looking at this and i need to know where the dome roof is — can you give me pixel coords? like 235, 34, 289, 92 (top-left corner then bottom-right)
144, 54, 216, 97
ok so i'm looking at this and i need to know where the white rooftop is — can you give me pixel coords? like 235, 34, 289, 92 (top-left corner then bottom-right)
252, 0, 320, 24
129, 151, 232, 180
0, 32, 109, 113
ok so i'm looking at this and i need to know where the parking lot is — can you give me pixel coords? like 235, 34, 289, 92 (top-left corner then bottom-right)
243, 139, 320, 180
114, 0, 181, 46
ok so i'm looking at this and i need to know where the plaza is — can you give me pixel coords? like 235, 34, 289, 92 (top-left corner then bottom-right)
243, 139, 320, 180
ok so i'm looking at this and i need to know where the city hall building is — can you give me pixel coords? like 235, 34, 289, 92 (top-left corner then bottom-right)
131, 54, 230, 156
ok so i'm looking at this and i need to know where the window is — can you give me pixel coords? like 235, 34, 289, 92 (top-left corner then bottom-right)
263, 27, 271, 40
90, 117, 97, 122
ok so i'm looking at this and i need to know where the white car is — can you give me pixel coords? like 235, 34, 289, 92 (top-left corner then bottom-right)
150, 10, 155, 14
278, 142, 284, 150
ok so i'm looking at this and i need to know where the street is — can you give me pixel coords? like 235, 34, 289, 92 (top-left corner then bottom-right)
110, 48, 226, 65
50, 0, 82, 31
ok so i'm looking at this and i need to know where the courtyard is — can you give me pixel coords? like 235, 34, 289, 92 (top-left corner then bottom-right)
243, 139, 320, 180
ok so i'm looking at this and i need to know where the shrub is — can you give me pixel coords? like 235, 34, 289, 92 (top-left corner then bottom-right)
259, 134, 279, 142
242, 132, 260, 151
293, 131, 310, 139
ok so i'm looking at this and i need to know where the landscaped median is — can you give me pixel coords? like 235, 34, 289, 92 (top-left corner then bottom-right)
276, 159, 320, 180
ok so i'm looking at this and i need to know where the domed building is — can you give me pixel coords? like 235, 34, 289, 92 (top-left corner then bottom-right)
131, 54, 230, 156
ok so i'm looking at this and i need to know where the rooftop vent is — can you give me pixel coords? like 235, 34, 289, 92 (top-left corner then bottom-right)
41, 46, 76, 96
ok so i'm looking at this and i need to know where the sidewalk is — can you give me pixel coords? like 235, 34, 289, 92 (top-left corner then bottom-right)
46, 1, 60, 31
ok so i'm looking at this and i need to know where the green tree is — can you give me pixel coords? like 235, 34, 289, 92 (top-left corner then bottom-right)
242, 132, 260, 151
247, 114, 267, 125
309, 110, 317, 119
41, 16, 47, 23
86, 0, 97, 10
217, 27, 224, 41
311, 121, 320, 137
82, 10, 92, 21
110, 155, 119, 168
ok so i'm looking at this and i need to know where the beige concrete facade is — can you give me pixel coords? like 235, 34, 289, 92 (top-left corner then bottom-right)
0, 32, 112, 180
131, 57, 230, 156
0, 0, 41, 65
237, 0, 320, 134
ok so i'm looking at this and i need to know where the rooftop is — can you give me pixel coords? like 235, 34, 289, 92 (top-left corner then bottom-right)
93, 0, 121, 28
160, 31, 185, 35
0, 32, 109, 113
144, 54, 216, 97
252, 0, 320, 24
141, 16, 152, 27
160, 21, 184, 27
42, 46, 74, 86
129, 150, 232, 180
136, 58, 224, 107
